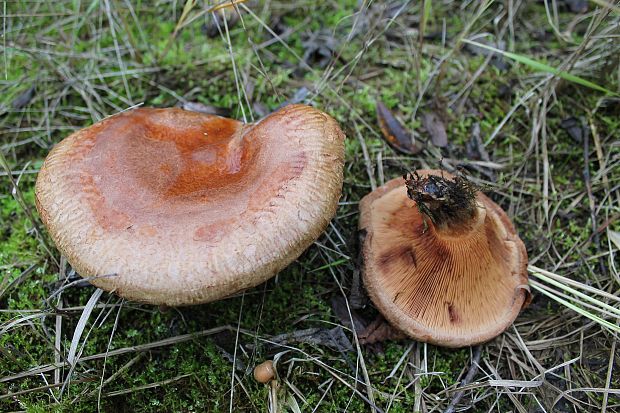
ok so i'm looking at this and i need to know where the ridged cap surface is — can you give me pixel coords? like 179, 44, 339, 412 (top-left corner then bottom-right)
36, 104, 345, 306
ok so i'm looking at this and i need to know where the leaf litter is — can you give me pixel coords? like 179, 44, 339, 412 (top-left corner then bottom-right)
376, 100, 423, 154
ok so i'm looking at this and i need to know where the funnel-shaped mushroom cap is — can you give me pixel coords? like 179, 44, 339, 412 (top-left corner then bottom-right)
359, 170, 529, 347
35, 105, 345, 306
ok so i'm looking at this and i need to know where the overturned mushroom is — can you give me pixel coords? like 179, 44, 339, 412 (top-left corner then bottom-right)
359, 170, 530, 347
35, 105, 345, 306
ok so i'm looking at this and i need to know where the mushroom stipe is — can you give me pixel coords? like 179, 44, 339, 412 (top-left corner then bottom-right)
359, 170, 530, 348
404, 170, 479, 228
35, 104, 345, 306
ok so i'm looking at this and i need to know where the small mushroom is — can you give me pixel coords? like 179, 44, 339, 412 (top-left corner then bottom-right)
35, 105, 345, 306
253, 360, 276, 384
359, 170, 530, 347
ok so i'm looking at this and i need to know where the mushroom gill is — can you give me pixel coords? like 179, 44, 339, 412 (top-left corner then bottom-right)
359, 170, 530, 347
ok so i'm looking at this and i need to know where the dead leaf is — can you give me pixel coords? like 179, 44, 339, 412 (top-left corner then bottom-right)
301, 30, 339, 68
422, 111, 448, 147
465, 123, 489, 161
331, 296, 368, 333
464, 123, 495, 181
203, 8, 239, 38
12, 85, 36, 109
348, 228, 369, 310
277, 87, 309, 109
348, 269, 367, 310
358, 315, 406, 345
560, 117, 588, 143
376, 101, 422, 154
269, 327, 354, 352
498, 82, 514, 100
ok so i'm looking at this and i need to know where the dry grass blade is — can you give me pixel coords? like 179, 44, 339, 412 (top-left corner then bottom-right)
0, 150, 56, 263
103, 373, 194, 398
159, 0, 198, 61
0, 379, 92, 401
590, 0, 620, 14
66, 289, 104, 367
0, 263, 37, 299
57, 288, 104, 398
96, 298, 124, 411
444, 346, 482, 413
1, 313, 46, 335
529, 281, 620, 334
530, 265, 620, 302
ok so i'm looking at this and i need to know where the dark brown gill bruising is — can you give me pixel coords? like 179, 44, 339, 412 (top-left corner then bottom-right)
404, 171, 480, 234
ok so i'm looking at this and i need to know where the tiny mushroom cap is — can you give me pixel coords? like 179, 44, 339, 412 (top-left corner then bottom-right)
359, 170, 530, 347
253, 360, 276, 384
35, 104, 345, 306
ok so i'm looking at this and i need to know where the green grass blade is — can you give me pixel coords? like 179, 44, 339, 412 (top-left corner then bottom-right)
530, 281, 620, 334
311, 258, 349, 272
420, 0, 432, 39
461, 39, 618, 95
530, 271, 620, 317
529, 265, 620, 302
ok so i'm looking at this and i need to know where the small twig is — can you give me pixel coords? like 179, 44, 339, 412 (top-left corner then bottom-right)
582, 123, 606, 276
444, 345, 483, 413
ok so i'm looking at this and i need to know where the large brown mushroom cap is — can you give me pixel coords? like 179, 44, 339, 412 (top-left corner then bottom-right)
359, 170, 530, 347
35, 104, 345, 306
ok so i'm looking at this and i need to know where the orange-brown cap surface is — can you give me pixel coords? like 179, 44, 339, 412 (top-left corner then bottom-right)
35, 104, 345, 306
253, 360, 276, 383
359, 170, 530, 347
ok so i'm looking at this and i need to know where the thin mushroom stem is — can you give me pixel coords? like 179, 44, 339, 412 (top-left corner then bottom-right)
268, 380, 278, 413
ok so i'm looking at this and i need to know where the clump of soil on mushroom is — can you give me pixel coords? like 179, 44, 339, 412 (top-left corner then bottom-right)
404, 170, 480, 229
